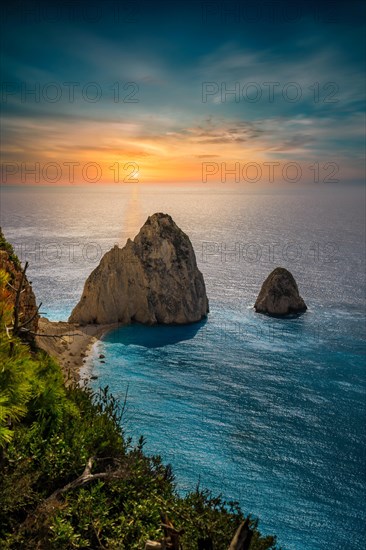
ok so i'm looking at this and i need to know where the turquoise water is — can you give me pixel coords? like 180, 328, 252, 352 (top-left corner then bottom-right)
87, 305, 365, 550
1, 183, 365, 549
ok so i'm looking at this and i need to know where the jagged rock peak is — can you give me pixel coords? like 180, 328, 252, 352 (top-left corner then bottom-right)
254, 267, 307, 316
69, 213, 209, 325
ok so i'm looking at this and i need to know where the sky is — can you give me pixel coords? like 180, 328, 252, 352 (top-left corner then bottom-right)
0, 0, 365, 184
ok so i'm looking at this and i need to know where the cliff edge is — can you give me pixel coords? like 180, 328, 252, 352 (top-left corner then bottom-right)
0, 228, 39, 341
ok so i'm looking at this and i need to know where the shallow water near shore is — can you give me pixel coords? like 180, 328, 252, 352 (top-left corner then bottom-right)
1, 183, 365, 549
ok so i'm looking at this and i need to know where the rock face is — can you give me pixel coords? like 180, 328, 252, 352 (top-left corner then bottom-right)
69, 213, 209, 325
254, 267, 307, 316
0, 228, 39, 340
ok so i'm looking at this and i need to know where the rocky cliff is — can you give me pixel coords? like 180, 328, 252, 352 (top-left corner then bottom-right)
254, 267, 307, 316
69, 213, 209, 325
0, 228, 39, 340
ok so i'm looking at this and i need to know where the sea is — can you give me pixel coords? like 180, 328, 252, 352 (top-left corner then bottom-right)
1, 182, 365, 550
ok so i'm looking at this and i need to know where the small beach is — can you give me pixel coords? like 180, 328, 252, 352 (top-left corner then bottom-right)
36, 317, 117, 384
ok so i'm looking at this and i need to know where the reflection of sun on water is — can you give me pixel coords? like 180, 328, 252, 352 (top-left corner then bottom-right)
119, 184, 144, 245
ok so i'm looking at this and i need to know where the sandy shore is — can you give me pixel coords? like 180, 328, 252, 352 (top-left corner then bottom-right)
36, 317, 119, 384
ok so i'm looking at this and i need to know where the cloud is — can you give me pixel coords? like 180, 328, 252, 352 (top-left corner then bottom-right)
1, 22, 364, 182
178, 118, 263, 145
195, 154, 220, 158
196, 41, 365, 121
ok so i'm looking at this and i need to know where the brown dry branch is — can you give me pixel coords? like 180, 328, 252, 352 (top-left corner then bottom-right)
19, 456, 129, 537
228, 518, 253, 550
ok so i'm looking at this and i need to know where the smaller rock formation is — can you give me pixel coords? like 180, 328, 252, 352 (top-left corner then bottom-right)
254, 267, 307, 316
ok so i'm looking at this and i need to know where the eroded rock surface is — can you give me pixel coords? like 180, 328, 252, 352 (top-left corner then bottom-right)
254, 267, 307, 316
69, 213, 209, 325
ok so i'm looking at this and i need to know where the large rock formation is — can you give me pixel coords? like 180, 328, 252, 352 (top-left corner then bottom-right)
254, 267, 307, 316
69, 213, 209, 325
0, 228, 39, 340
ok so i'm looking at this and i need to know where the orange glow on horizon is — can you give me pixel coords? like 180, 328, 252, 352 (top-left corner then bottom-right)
1, 120, 360, 185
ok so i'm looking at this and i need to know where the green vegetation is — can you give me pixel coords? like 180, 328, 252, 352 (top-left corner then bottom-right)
0, 243, 279, 549
0, 228, 21, 270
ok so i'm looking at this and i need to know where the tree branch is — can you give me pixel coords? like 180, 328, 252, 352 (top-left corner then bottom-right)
17, 302, 42, 330
44, 457, 128, 504
18, 457, 129, 538
7, 283, 26, 294
13, 261, 28, 335
228, 519, 253, 550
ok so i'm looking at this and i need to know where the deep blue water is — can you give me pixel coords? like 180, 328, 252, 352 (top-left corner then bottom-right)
86, 305, 365, 550
1, 183, 365, 549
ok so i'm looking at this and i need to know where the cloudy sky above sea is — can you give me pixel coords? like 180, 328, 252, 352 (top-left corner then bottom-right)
1, 0, 365, 184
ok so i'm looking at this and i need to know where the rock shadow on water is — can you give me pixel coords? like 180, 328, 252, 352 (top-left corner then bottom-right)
102, 318, 207, 349
253, 309, 307, 320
